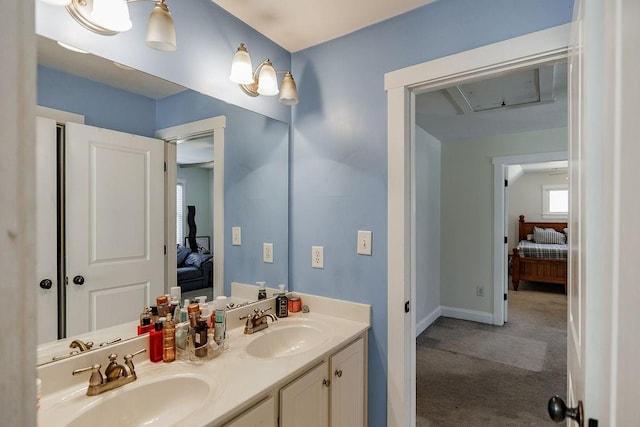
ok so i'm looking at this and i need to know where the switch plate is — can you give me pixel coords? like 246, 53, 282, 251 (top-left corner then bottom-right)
263, 243, 273, 263
357, 230, 372, 256
232, 227, 241, 246
312, 246, 324, 269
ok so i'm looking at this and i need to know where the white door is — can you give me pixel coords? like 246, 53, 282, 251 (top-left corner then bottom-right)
565, 0, 640, 424
36, 117, 59, 344
280, 361, 329, 427
65, 123, 165, 336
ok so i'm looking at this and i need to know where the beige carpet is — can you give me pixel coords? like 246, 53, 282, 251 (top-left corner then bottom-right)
416, 281, 566, 426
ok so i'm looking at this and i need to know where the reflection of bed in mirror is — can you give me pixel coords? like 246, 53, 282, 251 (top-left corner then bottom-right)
35, 35, 290, 365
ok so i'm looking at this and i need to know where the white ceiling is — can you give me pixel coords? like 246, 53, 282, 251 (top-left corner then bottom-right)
415, 62, 568, 142
37, 36, 185, 100
212, 0, 436, 52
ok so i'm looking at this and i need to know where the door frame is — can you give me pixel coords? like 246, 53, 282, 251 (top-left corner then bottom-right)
156, 116, 226, 297
492, 151, 568, 325
385, 24, 570, 425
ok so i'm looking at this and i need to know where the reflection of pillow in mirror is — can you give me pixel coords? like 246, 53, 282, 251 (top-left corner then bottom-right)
177, 245, 191, 265
534, 227, 566, 244
184, 252, 212, 268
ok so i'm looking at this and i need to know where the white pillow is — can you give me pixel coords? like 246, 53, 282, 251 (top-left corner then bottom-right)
534, 226, 566, 244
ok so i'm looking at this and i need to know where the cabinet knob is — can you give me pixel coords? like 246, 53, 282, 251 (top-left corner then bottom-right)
334, 369, 343, 378
322, 378, 331, 387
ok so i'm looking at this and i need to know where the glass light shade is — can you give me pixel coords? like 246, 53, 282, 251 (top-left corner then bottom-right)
229, 44, 254, 84
279, 72, 299, 105
90, 0, 132, 32
56, 41, 88, 54
257, 60, 279, 96
146, 1, 177, 52
40, 0, 71, 5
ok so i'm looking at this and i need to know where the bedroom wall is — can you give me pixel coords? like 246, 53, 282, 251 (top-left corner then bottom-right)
507, 170, 568, 250
440, 127, 567, 315
415, 126, 441, 335
177, 167, 213, 247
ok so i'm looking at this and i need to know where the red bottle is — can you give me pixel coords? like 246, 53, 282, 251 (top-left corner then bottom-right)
149, 320, 164, 362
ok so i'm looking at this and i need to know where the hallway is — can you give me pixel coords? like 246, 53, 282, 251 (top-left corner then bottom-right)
416, 282, 566, 426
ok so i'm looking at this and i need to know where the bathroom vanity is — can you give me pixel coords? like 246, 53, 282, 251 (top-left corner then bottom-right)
37, 292, 370, 426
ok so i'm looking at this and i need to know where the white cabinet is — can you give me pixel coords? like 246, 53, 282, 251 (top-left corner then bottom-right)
280, 337, 365, 427
225, 396, 275, 427
330, 337, 365, 427
280, 361, 329, 427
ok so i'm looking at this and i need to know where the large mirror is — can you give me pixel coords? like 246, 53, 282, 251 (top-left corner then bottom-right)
36, 35, 289, 364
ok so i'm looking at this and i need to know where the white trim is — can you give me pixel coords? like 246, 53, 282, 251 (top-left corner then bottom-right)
36, 105, 85, 124
492, 151, 568, 325
386, 24, 570, 426
416, 307, 441, 337
440, 306, 495, 325
156, 116, 226, 298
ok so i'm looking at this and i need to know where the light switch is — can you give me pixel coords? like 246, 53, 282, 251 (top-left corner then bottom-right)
357, 230, 372, 256
232, 227, 241, 246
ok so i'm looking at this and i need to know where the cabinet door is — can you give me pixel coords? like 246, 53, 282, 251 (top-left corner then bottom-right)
330, 338, 365, 427
225, 396, 275, 427
280, 361, 329, 427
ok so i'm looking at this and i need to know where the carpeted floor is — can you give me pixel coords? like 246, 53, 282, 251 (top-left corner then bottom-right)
416, 281, 566, 426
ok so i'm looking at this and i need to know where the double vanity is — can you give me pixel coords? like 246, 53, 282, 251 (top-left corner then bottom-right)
37, 290, 370, 426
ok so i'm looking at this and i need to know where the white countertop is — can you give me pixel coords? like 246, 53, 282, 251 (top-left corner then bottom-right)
37, 292, 370, 426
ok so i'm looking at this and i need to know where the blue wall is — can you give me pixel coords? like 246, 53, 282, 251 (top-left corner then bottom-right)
289, 0, 573, 424
37, 65, 157, 137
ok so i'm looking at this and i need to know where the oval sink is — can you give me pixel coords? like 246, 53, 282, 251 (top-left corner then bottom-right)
245, 323, 330, 359
68, 375, 210, 427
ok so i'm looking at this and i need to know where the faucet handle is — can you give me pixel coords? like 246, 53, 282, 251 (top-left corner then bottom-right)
260, 307, 272, 314
72, 364, 104, 387
123, 348, 147, 376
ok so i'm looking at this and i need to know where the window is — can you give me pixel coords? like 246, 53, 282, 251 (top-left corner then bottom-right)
176, 181, 185, 245
542, 184, 568, 218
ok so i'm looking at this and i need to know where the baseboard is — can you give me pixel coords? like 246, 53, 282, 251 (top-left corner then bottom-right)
440, 306, 494, 325
416, 306, 441, 337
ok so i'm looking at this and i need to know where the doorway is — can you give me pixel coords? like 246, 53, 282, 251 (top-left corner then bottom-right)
385, 24, 571, 425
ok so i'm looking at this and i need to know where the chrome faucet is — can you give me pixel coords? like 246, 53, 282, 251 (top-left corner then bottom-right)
240, 307, 277, 334
69, 339, 94, 352
72, 348, 146, 396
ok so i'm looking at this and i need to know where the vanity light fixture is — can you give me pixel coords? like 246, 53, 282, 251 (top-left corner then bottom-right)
230, 43, 299, 105
44, 0, 177, 52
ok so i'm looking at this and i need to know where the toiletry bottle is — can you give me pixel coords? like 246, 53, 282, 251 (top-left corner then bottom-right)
276, 284, 289, 318
149, 319, 164, 362
187, 303, 200, 328
257, 281, 267, 300
171, 297, 181, 323
156, 295, 169, 317
214, 296, 227, 349
163, 313, 176, 363
181, 299, 190, 323
194, 318, 208, 358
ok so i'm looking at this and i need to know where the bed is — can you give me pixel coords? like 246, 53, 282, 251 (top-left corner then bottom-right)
511, 215, 568, 293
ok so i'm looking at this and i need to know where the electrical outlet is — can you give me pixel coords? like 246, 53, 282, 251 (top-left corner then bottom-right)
312, 246, 324, 269
263, 243, 273, 263
232, 227, 241, 246
476, 286, 485, 297
357, 230, 372, 255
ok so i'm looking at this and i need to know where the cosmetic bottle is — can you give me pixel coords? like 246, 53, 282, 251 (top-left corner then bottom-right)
156, 295, 169, 317
149, 319, 164, 362
257, 281, 267, 300
194, 318, 208, 358
137, 307, 154, 334
163, 313, 176, 363
180, 299, 190, 323
214, 296, 227, 349
150, 305, 159, 324
187, 303, 200, 328
275, 284, 289, 318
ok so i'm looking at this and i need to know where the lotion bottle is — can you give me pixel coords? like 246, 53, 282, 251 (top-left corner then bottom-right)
275, 284, 288, 318
149, 319, 163, 363
214, 296, 227, 349
163, 313, 176, 363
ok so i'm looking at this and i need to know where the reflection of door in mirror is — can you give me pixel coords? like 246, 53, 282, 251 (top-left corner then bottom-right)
175, 133, 215, 298
36, 116, 165, 342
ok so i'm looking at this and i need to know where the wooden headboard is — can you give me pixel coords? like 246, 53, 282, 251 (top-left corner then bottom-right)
518, 215, 567, 241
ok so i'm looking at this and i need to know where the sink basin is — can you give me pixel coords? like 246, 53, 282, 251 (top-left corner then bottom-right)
245, 321, 330, 358
67, 375, 210, 427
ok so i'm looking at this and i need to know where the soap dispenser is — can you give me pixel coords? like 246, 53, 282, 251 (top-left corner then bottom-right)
275, 284, 288, 318
257, 281, 267, 300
